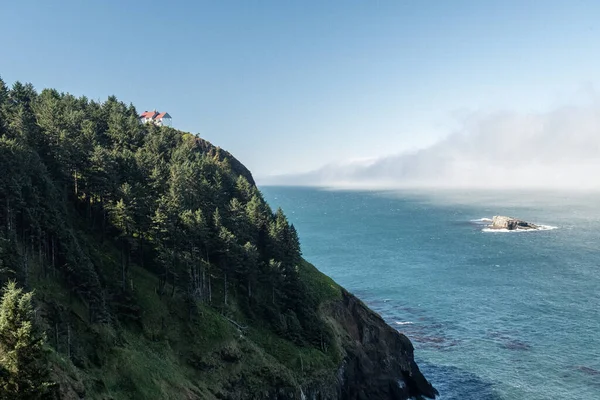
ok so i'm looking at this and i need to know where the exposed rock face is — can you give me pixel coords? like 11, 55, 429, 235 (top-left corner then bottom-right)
305, 290, 438, 400
208, 290, 438, 400
490, 216, 538, 230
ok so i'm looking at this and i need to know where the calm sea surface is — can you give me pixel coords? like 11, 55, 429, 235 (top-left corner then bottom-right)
261, 186, 600, 400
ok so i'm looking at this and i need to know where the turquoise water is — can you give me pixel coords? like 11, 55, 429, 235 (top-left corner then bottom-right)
261, 187, 600, 400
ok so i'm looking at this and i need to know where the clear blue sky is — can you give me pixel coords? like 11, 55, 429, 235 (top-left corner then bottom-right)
2, 1, 600, 178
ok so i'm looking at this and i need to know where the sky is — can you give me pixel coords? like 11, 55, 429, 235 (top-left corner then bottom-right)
2, 1, 600, 183
265, 102, 600, 189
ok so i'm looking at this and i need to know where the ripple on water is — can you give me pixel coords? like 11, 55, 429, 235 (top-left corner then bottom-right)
486, 330, 532, 352
417, 362, 504, 400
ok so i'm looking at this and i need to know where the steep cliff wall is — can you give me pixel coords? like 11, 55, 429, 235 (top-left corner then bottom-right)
319, 289, 438, 400
217, 287, 438, 400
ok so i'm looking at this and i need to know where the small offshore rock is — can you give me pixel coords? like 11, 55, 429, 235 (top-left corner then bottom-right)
490, 216, 538, 230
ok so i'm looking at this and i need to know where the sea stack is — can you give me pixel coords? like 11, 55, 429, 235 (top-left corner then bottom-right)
490, 216, 539, 230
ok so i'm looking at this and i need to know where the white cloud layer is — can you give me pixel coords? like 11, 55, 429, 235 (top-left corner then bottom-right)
262, 101, 600, 190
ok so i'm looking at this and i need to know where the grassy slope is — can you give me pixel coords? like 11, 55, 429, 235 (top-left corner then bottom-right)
27, 222, 344, 399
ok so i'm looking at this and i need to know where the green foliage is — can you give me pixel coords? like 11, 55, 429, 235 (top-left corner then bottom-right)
0, 282, 55, 399
0, 77, 338, 397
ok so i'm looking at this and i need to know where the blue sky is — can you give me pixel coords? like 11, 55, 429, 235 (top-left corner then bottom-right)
2, 1, 600, 178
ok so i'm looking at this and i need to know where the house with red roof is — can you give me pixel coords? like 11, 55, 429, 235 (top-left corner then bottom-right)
139, 110, 172, 127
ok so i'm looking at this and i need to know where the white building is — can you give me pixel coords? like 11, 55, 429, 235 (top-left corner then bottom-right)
139, 110, 172, 127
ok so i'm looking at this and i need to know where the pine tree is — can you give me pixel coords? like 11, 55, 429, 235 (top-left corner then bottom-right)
0, 77, 338, 382
235, 175, 254, 202
0, 282, 55, 399
0, 77, 8, 136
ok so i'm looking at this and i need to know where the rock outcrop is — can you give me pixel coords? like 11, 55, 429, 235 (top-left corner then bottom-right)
490, 216, 538, 230
224, 289, 439, 400
315, 290, 439, 399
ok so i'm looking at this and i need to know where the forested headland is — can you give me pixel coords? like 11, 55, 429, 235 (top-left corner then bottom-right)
0, 77, 436, 399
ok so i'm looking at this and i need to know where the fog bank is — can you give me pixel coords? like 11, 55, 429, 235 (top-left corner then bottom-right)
262, 102, 600, 190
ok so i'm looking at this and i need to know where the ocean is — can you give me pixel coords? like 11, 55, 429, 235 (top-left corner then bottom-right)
260, 186, 600, 400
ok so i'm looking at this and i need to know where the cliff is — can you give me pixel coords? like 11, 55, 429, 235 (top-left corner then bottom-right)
195, 277, 438, 400
0, 79, 436, 399
323, 290, 438, 399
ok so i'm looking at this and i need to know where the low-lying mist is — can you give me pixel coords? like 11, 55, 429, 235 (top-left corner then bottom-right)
263, 101, 600, 190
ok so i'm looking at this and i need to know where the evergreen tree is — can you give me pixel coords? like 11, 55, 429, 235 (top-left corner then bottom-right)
0, 78, 337, 387
0, 282, 54, 399
0, 77, 8, 136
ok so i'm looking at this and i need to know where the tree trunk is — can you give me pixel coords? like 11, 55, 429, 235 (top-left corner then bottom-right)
67, 323, 71, 359
165, 250, 175, 296
208, 273, 212, 304
38, 229, 42, 263
139, 234, 144, 268
224, 271, 228, 306
171, 270, 176, 298
6, 198, 10, 232
38, 228, 43, 273
121, 243, 126, 289
189, 245, 196, 297
88, 197, 92, 225
55, 323, 59, 351
52, 236, 56, 278
202, 266, 206, 302
126, 240, 130, 284
23, 251, 29, 286
74, 168, 78, 195
101, 204, 106, 242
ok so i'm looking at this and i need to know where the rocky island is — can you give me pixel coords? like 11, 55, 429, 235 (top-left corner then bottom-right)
489, 216, 539, 230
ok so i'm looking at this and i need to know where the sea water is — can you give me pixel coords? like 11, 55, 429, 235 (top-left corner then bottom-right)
261, 186, 600, 400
